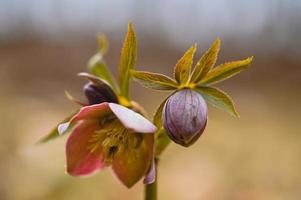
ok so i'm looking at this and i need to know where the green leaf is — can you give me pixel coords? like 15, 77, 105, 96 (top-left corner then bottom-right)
153, 98, 167, 128
37, 112, 76, 143
195, 86, 239, 117
155, 128, 171, 156
190, 38, 221, 83
97, 33, 109, 55
201, 57, 253, 85
131, 70, 178, 90
174, 44, 197, 85
118, 22, 137, 100
78, 72, 112, 88
65, 90, 87, 106
153, 97, 171, 156
87, 53, 119, 93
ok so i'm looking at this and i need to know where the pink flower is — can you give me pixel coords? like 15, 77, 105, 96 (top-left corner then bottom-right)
59, 101, 157, 188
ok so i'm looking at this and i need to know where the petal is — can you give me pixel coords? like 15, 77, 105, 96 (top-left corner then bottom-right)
112, 134, 154, 188
83, 82, 118, 105
58, 122, 70, 135
143, 158, 156, 184
78, 72, 112, 89
66, 120, 107, 176
70, 102, 111, 124
108, 103, 157, 133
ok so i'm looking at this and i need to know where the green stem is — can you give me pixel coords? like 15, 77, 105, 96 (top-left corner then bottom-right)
144, 158, 159, 200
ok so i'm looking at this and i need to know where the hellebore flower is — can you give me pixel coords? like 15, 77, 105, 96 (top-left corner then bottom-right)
59, 102, 157, 187
162, 89, 207, 147
41, 23, 158, 188
132, 38, 253, 149
55, 72, 157, 187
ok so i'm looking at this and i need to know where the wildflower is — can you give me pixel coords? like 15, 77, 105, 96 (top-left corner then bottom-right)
41, 23, 157, 187
59, 102, 157, 187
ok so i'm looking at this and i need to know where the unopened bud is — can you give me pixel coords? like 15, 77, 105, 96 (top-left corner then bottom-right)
83, 83, 118, 105
163, 89, 207, 147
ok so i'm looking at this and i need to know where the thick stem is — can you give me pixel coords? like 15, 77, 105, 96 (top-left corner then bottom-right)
144, 158, 159, 200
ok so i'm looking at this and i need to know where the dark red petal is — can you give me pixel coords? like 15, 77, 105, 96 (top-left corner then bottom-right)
66, 120, 107, 176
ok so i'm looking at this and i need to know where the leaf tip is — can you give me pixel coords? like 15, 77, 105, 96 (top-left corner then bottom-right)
191, 43, 197, 52
97, 33, 108, 55
248, 56, 254, 63
127, 21, 135, 35
233, 110, 240, 118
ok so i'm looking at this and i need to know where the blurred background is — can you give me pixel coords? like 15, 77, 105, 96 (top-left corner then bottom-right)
1, 0, 301, 199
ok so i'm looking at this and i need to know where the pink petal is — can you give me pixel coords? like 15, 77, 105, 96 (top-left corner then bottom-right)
70, 102, 111, 124
112, 134, 154, 188
108, 103, 157, 133
66, 120, 107, 176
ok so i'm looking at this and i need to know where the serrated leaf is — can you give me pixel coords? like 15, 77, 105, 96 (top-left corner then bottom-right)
201, 57, 253, 85
131, 70, 178, 90
190, 38, 221, 83
195, 86, 239, 117
118, 22, 137, 100
87, 53, 119, 93
174, 44, 197, 85
37, 112, 77, 143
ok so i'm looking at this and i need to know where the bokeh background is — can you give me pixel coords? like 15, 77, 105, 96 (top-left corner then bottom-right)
1, 1, 301, 199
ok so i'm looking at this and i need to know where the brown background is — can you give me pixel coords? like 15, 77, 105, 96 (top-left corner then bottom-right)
0, 1, 300, 199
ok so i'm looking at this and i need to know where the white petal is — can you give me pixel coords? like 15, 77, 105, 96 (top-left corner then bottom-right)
58, 122, 70, 135
108, 103, 157, 133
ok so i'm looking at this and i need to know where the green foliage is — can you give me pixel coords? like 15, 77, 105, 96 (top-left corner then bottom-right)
87, 34, 119, 93
64, 90, 86, 106
131, 70, 178, 90
174, 44, 197, 85
118, 22, 137, 100
97, 33, 109, 55
195, 86, 239, 117
153, 98, 171, 156
155, 128, 170, 156
190, 38, 221, 83
200, 57, 253, 85
38, 112, 76, 143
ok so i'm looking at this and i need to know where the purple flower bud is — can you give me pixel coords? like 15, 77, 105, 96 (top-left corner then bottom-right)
163, 89, 208, 147
83, 83, 118, 105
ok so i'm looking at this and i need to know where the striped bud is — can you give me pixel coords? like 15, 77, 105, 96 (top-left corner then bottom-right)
163, 89, 208, 147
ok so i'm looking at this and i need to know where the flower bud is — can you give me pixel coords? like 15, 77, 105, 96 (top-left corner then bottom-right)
163, 89, 208, 147
83, 83, 118, 105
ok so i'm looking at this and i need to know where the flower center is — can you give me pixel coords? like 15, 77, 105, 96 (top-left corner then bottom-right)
88, 117, 143, 164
